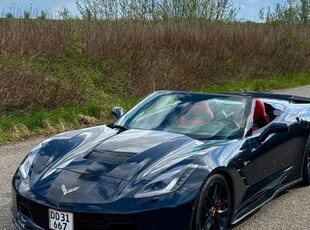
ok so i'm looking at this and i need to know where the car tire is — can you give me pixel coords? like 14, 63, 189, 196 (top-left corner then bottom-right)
194, 174, 232, 230
302, 139, 310, 185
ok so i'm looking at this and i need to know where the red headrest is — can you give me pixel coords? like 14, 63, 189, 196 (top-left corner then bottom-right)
254, 99, 268, 123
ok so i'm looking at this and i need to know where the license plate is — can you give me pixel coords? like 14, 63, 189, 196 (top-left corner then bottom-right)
49, 208, 74, 230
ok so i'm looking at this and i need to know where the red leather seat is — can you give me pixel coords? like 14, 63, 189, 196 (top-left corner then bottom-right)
253, 99, 270, 131
179, 101, 214, 126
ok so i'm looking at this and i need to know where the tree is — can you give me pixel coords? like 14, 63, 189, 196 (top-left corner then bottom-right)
58, 7, 73, 20
259, 0, 310, 23
75, 0, 238, 21
23, 10, 31, 19
5, 12, 14, 19
37, 10, 47, 20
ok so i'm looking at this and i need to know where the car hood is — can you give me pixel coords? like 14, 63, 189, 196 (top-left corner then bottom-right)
23, 125, 234, 208
30, 126, 207, 182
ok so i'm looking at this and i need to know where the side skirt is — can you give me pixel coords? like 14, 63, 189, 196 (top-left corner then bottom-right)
231, 178, 303, 225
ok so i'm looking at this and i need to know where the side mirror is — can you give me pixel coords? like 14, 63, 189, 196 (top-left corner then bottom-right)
111, 107, 125, 119
257, 122, 289, 143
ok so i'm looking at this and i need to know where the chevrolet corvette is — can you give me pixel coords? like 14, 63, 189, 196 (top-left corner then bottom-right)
12, 90, 310, 230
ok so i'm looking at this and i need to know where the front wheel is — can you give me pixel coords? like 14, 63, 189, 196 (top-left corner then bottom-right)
194, 174, 232, 230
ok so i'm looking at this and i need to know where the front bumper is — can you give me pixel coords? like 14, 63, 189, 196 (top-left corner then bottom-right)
13, 213, 45, 230
12, 186, 194, 230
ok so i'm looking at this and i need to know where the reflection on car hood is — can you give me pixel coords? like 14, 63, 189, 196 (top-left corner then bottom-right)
26, 125, 230, 206
58, 129, 195, 180
31, 126, 206, 182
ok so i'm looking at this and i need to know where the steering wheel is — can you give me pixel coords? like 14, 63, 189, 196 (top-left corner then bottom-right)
216, 118, 240, 130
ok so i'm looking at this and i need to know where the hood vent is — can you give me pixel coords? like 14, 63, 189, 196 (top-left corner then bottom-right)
84, 149, 136, 164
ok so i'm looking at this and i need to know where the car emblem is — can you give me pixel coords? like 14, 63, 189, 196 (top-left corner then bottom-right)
244, 160, 250, 166
61, 184, 80, 196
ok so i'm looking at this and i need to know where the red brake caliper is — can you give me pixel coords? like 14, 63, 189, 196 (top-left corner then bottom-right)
216, 199, 221, 219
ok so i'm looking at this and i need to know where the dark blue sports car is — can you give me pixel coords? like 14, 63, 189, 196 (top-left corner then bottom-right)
12, 91, 310, 230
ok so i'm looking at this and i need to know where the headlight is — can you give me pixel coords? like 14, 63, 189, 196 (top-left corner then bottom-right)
19, 143, 42, 179
134, 163, 198, 198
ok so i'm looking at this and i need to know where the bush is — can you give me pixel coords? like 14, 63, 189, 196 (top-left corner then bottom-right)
0, 19, 310, 111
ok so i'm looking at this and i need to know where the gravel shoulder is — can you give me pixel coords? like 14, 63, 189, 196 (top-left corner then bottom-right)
1, 85, 310, 230
0, 139, 42, 230
273, 85, 310, 97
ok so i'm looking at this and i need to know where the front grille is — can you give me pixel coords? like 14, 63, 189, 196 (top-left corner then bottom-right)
18, 195, 48, 227
17, 195, 137, 230
74, 212, 137, 230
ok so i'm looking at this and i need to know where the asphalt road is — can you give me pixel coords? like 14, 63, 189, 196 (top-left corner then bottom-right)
1, 85, 310, 230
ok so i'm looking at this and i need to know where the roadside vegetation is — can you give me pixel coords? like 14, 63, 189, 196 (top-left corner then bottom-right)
0, 0, 310, 143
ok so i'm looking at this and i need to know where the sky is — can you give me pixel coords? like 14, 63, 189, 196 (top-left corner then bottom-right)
0, 0, 286, 21
237, 0, 286, 20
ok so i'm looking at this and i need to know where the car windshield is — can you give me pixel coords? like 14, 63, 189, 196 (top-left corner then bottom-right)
116, 91, 250, 140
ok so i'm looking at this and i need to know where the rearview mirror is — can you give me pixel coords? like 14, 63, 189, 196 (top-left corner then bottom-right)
257, 122, 289, 143
111, 107, 125, 119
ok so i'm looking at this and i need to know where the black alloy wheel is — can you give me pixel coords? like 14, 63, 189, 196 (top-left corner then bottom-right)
195, 174, 232, 230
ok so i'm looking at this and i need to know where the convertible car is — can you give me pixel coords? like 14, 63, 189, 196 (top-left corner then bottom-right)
12, 90, 310, 230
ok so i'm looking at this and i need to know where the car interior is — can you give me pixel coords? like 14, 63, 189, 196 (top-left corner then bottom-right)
178, 101, 214, 126
178, 98, 284, 133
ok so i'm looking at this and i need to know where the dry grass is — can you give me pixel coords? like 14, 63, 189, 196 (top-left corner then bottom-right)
41, 119, 75, 134
0, 67, 88, 112
77, 114, 99, 125
11, 123, 31, 139
0, 19, 310, 112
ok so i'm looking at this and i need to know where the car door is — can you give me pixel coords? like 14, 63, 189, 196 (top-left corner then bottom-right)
241, 116, 309, 199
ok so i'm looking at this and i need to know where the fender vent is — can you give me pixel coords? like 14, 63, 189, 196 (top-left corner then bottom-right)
84, 150, 136, 163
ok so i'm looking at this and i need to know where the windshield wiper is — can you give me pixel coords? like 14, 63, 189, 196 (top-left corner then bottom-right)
107, 124, 128, 131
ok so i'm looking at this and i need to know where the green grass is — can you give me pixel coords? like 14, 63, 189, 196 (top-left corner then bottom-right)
1, 73, 310, 144
0, 100, 111, 143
